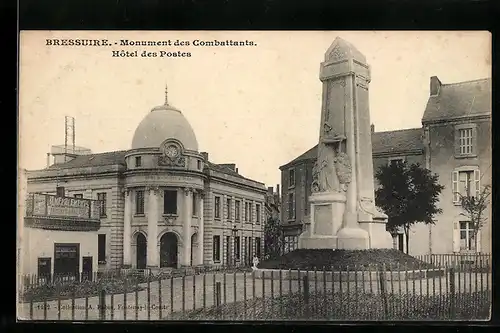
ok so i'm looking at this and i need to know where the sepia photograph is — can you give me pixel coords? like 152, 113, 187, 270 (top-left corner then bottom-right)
17, 31, 492, 321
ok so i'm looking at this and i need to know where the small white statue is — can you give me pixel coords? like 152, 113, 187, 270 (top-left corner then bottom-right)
252, 256, 259, 270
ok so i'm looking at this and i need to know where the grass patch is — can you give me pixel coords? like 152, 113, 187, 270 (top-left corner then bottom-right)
259, 249, 435, 271
167, 290, 490, 321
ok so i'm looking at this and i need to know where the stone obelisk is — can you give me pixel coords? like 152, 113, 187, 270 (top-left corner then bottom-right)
299, 37, 393, 250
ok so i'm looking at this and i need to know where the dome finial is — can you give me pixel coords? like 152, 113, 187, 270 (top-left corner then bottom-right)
164, 83, 169, 105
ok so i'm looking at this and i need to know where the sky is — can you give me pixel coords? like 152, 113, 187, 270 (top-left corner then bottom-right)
19, 31, 491, 188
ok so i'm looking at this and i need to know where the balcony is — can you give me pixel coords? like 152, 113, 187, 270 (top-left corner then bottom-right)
24, 193, 101, 231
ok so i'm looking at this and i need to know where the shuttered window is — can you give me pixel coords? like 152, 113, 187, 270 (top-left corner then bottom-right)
452, 168, 480, 204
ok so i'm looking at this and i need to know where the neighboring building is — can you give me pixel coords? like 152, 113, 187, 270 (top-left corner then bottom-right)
265, 184, 281, 221
24, 87, 267, 275
279, 77, 491, 256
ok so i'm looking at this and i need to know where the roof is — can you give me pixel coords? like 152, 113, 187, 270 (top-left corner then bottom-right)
205, 161, 256, 182
46, 150, 258, 183
48, 150, 127, 169
131, 104, 199, 151
422, 78, 491, 123
281, 128, 424, 168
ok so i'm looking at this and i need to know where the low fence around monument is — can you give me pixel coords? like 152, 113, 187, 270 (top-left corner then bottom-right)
18, 253, 491, 321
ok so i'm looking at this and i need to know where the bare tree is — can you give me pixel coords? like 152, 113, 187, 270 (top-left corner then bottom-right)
458, 184, 491, 252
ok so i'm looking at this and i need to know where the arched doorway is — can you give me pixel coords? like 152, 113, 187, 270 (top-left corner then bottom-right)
136, 233, 147, 269
160, 233, 178, 268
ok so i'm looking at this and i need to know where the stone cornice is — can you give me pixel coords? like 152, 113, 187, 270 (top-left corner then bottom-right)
422, 113, 491, 126
123, 168, 206, 180
27, 169, 124, 183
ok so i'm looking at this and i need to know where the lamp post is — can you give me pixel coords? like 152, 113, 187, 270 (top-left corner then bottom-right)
231, 225, 238, 267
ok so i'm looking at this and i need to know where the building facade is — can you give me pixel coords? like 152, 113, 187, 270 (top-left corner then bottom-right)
280, 77, 491, 256
24, 88, 266, 275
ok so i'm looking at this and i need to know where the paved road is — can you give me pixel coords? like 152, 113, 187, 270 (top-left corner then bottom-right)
18, 271, 492, 321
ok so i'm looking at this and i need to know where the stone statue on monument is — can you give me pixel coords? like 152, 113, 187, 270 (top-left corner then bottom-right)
312, 122, 351, 193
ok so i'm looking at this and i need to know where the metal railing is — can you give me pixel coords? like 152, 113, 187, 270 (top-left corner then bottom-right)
18, 257, 491, 321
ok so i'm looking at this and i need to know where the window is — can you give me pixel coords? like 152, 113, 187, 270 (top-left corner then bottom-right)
74, 194, 83, 198
235, 200, 241, 221
249, 237, 253, 259
289, 169, 296, 187
452, 168, 480, 204
459, 128, 474, 155
192, 193, 197, 216
135, 156, 142, 167
226, 198, 232, 220
388, 158, 404, 166
459, 221, 477, 251
136, 190, 145, 215
288, 192, 295, 220
455, 124, 477, 157
244, 202, 249, 222
163, 190, 177, 215
56, 186, 65, 197
214, 196, 221, 219
212, 235, 220, 261
249, 203, 253, 222
98, 234, 106, 263
256, 204, 261, 224
197, 160, 202, 170
234, 236, 240, 260
225, 236, 230, 264
255, 237, 261, 259
97, 192, 107, 217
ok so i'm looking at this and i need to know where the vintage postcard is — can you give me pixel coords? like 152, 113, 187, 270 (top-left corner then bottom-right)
17, 31, 492, 321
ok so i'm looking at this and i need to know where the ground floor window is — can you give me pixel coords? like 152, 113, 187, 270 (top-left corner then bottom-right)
213, 235, 221, 262
255, 237, 261, 259
460, 221, 477, 251
283, 236, 299, 254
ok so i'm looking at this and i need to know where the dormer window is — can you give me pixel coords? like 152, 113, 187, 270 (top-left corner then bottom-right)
135, 156, 142, 167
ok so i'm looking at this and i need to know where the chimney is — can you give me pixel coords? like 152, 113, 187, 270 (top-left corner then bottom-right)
370, 124, 375, 133
276, 184, 280, 196
46, 153, 51, 167
430, 76, 442, 96
235, 168, 239, 173
267, 186, 273, 195
200, 152, 209, 161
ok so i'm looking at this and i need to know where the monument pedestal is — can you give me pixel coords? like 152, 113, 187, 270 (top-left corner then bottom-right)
299, 191, 345, 249
336, 226, 370, 250
358, 208, 393, 249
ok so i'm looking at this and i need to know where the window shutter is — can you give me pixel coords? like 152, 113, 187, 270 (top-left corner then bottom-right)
476, 229, 481, 253
474, 169, 481, 198
452, 171, 459, 203
471, 126, 478, 155
454, 128, 461, 156
452, 221, 460, 253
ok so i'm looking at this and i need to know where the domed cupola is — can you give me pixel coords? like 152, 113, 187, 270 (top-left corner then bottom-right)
131, 85, 199, 151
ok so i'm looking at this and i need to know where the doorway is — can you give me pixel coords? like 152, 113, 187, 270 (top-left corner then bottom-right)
398, 234, 404, 252
136, 233, 147, 269
82, 256, 93, 281
37, 257, 51, 282
54, 243, 80, 280
160, 232, 178, 268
